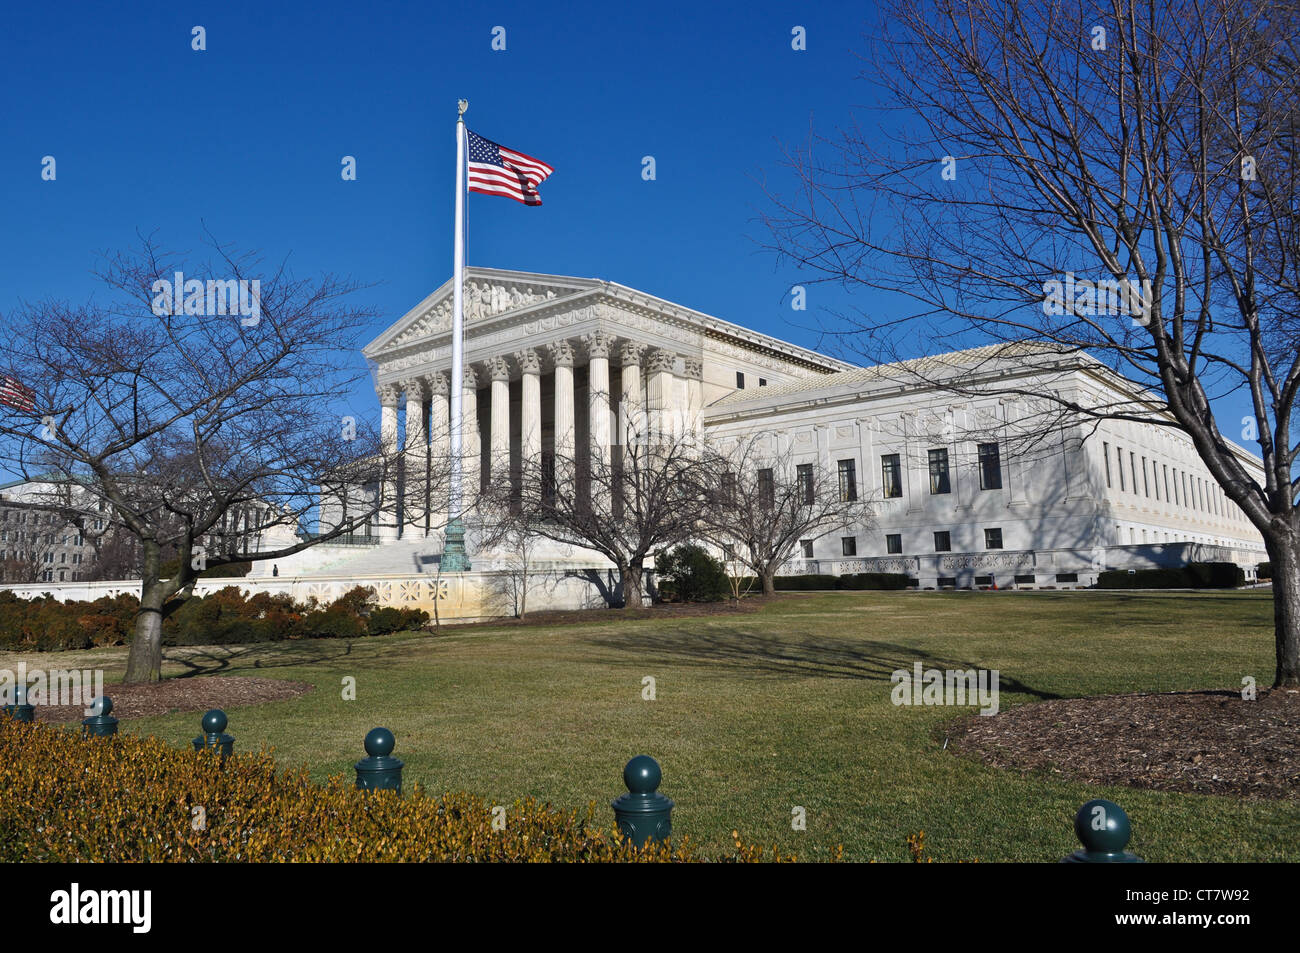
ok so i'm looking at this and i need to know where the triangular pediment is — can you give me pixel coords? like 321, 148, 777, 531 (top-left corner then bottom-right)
364, 268, 600, 357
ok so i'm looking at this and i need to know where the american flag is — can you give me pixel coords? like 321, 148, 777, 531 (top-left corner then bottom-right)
466, 129, 554, 206
0, 375, 35, 413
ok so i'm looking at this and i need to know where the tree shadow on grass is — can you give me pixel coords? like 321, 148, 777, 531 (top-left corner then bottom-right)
582, 626, 1060, 700
167, 639, 357, 678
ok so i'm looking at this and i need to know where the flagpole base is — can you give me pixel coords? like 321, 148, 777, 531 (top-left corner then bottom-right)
441, 517, 471, 573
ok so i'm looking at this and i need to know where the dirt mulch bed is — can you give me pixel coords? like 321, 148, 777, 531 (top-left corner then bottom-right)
32, 677, 313, 724
950, 689, 1300, 801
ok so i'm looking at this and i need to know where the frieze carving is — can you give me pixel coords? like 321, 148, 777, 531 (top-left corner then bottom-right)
389, 281, 567, 348
646, 348, 677, 374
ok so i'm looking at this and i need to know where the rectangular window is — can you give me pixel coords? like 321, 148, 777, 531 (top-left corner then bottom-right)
758, 378, 767, 387
800, 539, 814, 559
885, 533, 902, 554
928, 448, 951, 495
841, 536, 857, 557
1130, 452, 1137, 494
1117, 446, 1126, 491
736, 372, 745, 389
796, 464, 815, 505
1173, 468, 1180, 505
1056, 572, 1079, 583
933, 530, 952, 552
1141, 457, 1149, 497
757, 468, 774, 509
837, 459, 858, 502
881, 454, 903, 499
1015, 573, 1036, 584
1103, 442, 1112, 487
984, 528, 1003, 549
1163, 465, 1169, 502
1154, 463, 1161, 500
978, 442, 1002, 490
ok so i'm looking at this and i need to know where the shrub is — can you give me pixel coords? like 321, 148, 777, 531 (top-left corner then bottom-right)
1097, 562, 1245, 589
836, 573, 910, 591
366, 606, 429, 635
773, 574, 839, 591
1257, 561, 1272, 581
656, 545, 729, 603
0, 720, 800, 863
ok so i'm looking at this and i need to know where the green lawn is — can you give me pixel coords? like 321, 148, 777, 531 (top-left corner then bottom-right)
4, 590, 1295, 861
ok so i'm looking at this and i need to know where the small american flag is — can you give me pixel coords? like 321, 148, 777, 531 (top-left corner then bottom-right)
466, 129, 554, 206
0, 375, 35, 413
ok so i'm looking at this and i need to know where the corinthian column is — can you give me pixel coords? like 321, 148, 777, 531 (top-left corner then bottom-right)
377, 383, 401, 541
461, 365, 481, 508
619, 342, 646, 450
683, 358, 704, 443
403, 378, 428, 537
426, 372, 449, 532
486, 356, 511, 486
514, 347, 542, 492
646, 348, 677, 444
584, 332, 615, 468
549, 340, 577, 488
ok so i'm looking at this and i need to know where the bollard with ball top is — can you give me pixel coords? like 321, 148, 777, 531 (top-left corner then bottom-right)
1062, 799, 1144, 862
611, 755, 674, 848
355, 727, 404, 794
82, 696, 118, 737
192, 709, 234, 760
3, 684, 35, 723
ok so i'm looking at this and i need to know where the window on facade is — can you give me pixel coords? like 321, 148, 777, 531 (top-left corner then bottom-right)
1163, 465, 1170, 502
1117, 446, 1126, 490
886, 533, 903, 554
1130, 452, 1138, 495
796, 464, 815, 505
928, 448, 951, 495
1103, 442, 1112, 487
736, 372, 745, 389
758, 378, 767, 387
837, 459, 858, 502
800, 539, 814, 559
978, 442, 1002, 490
757, 468, 774, 509
841, 536, 857, 556
933, 530, 952, 552
881, 454, 903, 498
1141, 457, 1150, 497
984, 528, 1003, 549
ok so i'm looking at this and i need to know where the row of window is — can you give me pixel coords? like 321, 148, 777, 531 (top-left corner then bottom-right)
882, 443, 1002, 499
759, 443, 1005, 507
1, 551, 85, 564
0, 532, 85, 545
1103, 441, 1239, 522
803, 527, 1006, 558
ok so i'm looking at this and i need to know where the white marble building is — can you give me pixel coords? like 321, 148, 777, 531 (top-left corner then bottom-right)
287, 266, 1266, 592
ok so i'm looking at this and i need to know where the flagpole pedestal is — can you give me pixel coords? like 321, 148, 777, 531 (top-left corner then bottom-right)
441, 516, 471, 572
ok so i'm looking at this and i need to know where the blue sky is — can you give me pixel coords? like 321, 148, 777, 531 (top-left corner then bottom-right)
0, 0, 1259, 445
1, 0, 878, 419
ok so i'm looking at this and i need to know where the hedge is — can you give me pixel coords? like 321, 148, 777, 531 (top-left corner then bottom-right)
0, 586, 428, 652
1257, 561, 1272, 581
0, 719, 798, 862
1097, 561, 1246, 589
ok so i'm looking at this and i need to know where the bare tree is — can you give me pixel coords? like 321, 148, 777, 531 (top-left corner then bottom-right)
0, 236, 399, 682
484, 417, 710, 609
761, 0, 1300, 686
699, 432, 872, 596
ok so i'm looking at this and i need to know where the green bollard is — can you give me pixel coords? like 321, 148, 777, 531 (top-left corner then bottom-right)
1062, 799, 1144, 862
354, 727, 403, 794
192, 709, 234, 760
611, 755, 674, 848
82, 696, 118, 737
3, 684, 35, 723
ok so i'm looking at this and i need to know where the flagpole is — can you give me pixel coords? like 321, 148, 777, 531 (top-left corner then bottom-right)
442, 98, 471, 572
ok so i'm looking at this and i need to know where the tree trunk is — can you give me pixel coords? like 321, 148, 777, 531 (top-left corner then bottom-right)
761, 568, 776, 597
1268, 532, 1300, 689
620, 561, 644, 609
124, 578, 166, 683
